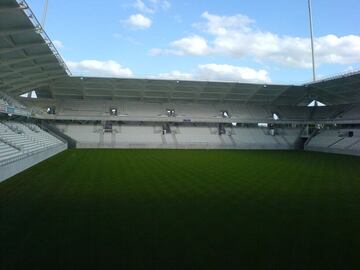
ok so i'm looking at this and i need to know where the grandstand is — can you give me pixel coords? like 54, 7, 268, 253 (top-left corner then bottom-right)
1, 0, 360, 269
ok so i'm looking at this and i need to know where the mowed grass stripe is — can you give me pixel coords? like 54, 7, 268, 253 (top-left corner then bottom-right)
1, 149, 360, 269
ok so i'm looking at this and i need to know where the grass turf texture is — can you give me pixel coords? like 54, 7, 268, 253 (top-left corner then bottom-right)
1, 149, 360, 269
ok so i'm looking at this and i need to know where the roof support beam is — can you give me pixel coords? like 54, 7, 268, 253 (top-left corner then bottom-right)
0, 6, 26, 13
0, 53, 53, 66
3, 74, 65, 92
0, 41, 46, 54
0, 62, 62, 79
8, 75, 64, 90
0, 27, 38, 37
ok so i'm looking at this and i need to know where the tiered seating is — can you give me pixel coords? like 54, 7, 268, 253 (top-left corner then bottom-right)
0, 141, 21, 162
116, 125, 162, 144
124, 102, 162, 117
57, 122, 301, 149
59, 123, 163, 145
64, 124, 100, 143
9, 122, 62, 147
220, 105, 251, 120
306, 129, 360, 155
0, 122, 62, 153
0, 123, 43, 152
0, 121, 65, 165
352, 141, 360, 151
277, 128, 301, 145
330, 130, 360, 150
247, 106, 271, 121
173, 104, 217, 118
231, 128, 278, 146
331, 137, 359, 149
175, 126, 222, 144
307, 130, 342, 148
224, 127, 300, 148
60, 104, 108, 116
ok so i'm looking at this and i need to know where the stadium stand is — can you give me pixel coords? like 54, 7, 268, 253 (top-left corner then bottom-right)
0, 120, 67, 181
306, 128, 360, 156
53, 122, 300, 149
2, 1, 360, 269
0, 0, 359, 182
0, 141, 21, 162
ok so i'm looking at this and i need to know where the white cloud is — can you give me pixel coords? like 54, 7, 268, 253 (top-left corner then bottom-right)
151, 64, 270, 83
132, 0, 170, 14
52, 40, 64, 49
198, 11, 254, 35
197, 64, 271, 83
160, 0, 171, 10
65, 59, 268, 83
148, 48, 163, 56
149, 0, 171, 10
170, 35, 210, 56
133, 0, 154, 14
150, 70, 194, 80
153, 11, 360, 68
66, 60, 133, 77
125, 14, 152, 29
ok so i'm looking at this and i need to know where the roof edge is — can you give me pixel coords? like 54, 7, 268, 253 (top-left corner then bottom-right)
17, 0, 71, 76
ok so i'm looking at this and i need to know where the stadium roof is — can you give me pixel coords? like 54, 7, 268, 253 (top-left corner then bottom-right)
0, 0, 359, 106
0, 0, 69, 95
32, 76, 305, 105
304, 70, 360, 105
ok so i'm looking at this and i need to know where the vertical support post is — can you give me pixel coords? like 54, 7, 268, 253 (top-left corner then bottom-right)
308, 0, 316, 81
41, 0, 49, 29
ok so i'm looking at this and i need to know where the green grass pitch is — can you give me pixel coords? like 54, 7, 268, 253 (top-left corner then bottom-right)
1, 149, 360, 269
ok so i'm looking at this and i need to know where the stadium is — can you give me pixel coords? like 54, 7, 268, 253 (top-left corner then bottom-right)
1, 0, 360, 269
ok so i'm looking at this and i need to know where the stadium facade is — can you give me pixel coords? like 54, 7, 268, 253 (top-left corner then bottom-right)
1, 0, 360, 181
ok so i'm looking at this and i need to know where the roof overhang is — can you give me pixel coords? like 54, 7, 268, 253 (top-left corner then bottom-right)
32, 76, 305, 105
0, 0, 70, 95
1, 0, 360, 107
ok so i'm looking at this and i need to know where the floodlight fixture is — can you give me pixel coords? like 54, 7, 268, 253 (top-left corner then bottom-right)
166, 109, 175, 117
221, 111, 230, 118
46, 106, 55, 114
110, 108, 118, 116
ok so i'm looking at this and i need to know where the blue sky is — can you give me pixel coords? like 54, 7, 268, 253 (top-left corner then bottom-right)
27, 0, 360, 84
